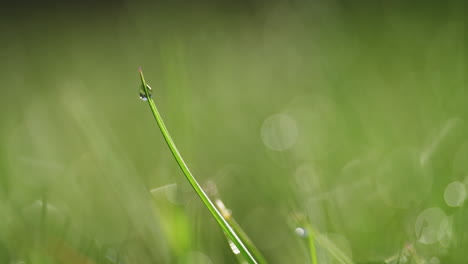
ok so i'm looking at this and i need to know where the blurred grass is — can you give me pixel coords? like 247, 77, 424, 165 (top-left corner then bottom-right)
0, 1, 466, 263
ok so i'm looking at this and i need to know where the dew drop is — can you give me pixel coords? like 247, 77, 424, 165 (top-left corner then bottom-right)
139, 84, 153, 101
294, 227, 307, 237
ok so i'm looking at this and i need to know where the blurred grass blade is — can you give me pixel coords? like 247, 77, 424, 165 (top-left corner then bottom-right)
292, 214, 352, 264
312, 226, 354, 264
214, 199, 267, 264
291, 215, 318, 264
305, 226, 318, 264
138, 68, 260, 264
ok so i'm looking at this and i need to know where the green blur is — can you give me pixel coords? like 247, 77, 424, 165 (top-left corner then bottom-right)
0, 1, 466, 263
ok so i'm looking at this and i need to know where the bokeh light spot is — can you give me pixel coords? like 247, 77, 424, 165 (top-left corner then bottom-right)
437, 216, 453, 247
261, 114, 298, 151
444, 181, 466, 207
415, 207, 446, 245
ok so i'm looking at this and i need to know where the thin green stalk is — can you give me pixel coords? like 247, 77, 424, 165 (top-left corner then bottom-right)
293, 214, 352, 264
305, 225, 318, 264
214, 198, 267, 264
292, 216, 318, 264
312, 226, 353, 264
138, 68, 258, 264
41, 193, 47, 243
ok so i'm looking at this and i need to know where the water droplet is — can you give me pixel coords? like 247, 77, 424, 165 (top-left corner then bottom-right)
295, 227, 307, 237
444, 181, 466, 207
139, 84, 153, 101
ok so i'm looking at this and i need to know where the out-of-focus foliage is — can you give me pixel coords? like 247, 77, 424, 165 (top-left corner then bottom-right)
0, 1, 466, 263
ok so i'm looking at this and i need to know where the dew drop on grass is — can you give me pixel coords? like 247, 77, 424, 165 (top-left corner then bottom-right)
139, 84, 153, 101
294, 227, 308, 238
444, 181, 466, 207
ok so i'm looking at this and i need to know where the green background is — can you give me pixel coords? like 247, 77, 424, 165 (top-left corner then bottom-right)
0, 1, 466, 263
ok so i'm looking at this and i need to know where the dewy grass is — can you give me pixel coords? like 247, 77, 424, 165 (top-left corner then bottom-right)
292, 214, 354, 264
138, 68, 260, 264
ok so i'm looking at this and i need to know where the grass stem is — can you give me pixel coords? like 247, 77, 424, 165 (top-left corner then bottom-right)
305, 226, 318, 264
138, 68, 259, 264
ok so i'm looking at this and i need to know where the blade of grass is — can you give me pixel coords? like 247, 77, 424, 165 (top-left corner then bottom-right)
292, 214, 352, 264
313, 227, 353, 264
214, 199, 267, 264
304, 225, 318, 264
138, 68, 259, 264
291, 215, 318, 264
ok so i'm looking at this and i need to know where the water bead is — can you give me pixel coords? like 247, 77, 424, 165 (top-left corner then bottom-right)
294, 227, 308, 237
139, 84, 153, 101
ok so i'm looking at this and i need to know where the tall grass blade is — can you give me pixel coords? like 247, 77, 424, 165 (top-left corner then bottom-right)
138, 68, 259, 264
214, 199, 267, 264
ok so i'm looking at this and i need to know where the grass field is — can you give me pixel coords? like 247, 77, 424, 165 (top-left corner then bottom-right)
0, 1, 466, 263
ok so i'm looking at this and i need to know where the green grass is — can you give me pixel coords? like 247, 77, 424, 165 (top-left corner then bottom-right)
138, 68, 260, 263
0, 1, 466, 264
